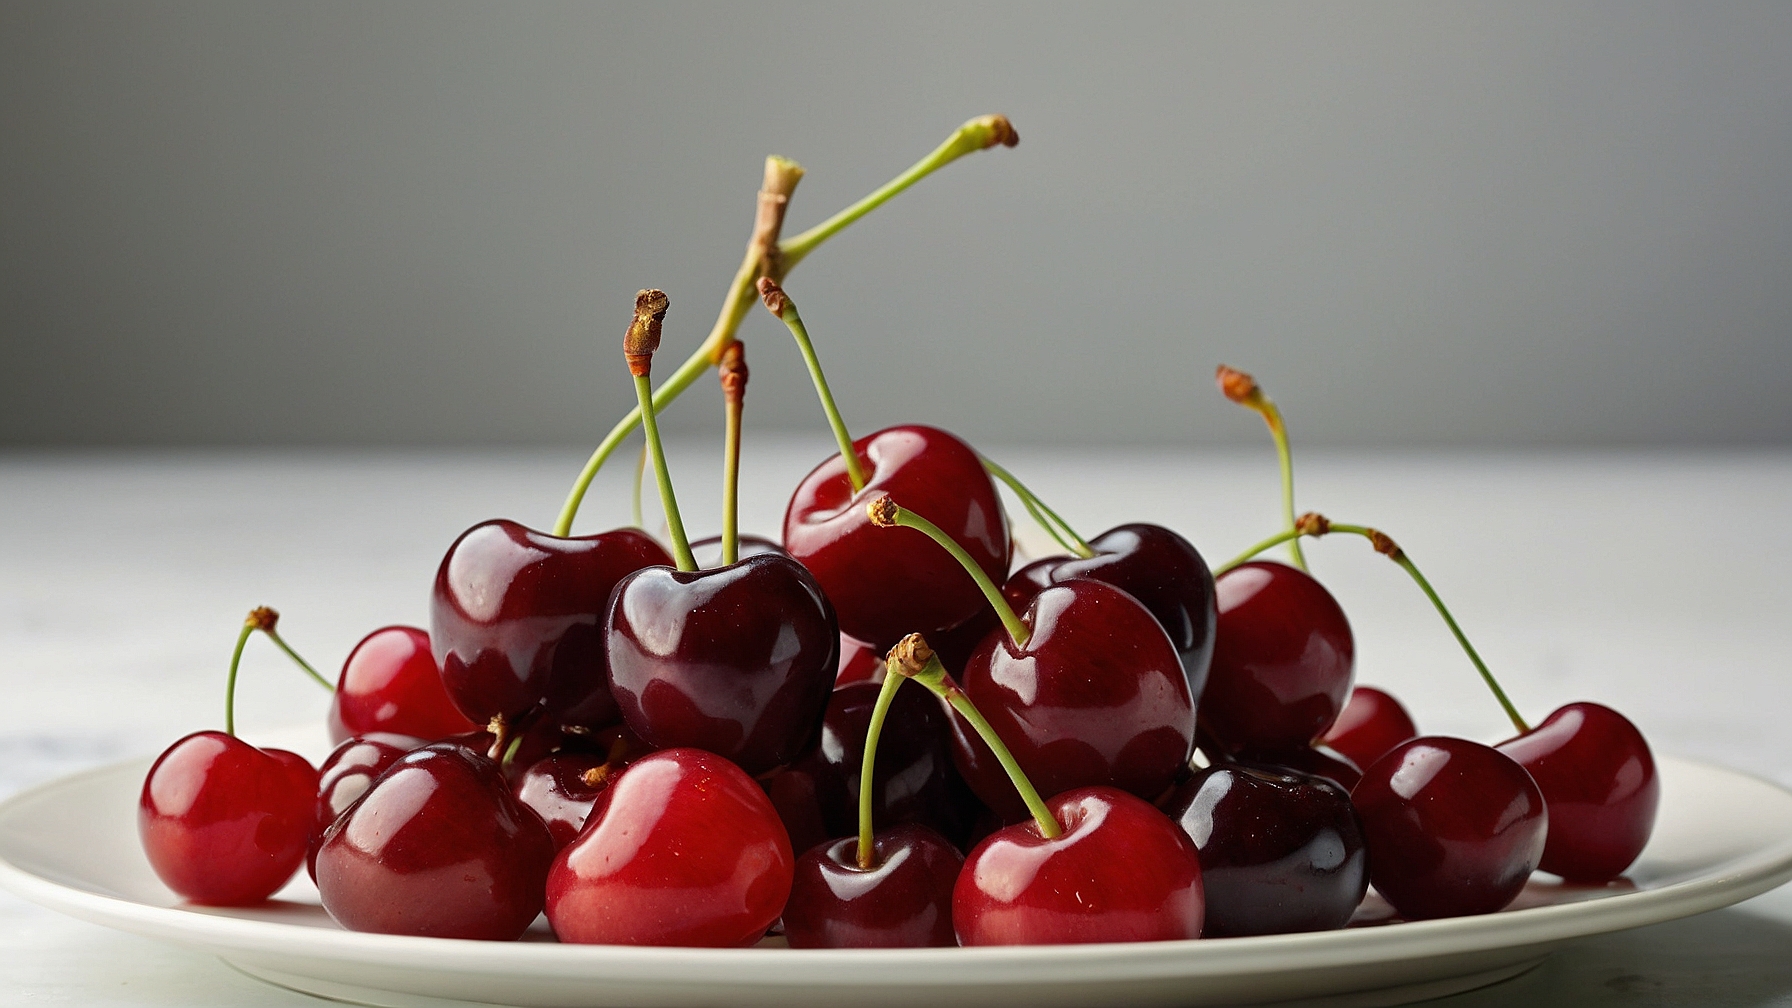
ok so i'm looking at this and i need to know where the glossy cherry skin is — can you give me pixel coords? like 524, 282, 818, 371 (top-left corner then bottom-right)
512, 731, 650, 852
607, 554, 837, 776
835, 634, 882, 685
139, 731, 318, 906
808, 680, 983, 850
1271, 744, 1363, 793
689, 533, 789, 569
1496, 702, 1658, 881
1353, 736, 1547, 920
314, 741, 555, 940
327, 626, 476, 745
1166, 763, 1367, 936
955, 786, 1204, 945
783, 824, 964, 948
1004, 523, 1217, 707
949, 580, 1194, 821
546, 748, 794, 947
307, 732, 422, 878
431, 519, 671, 731
784, 425, 1009, 649
1322, 685, 1419, 772
1203, 561, 1355, 755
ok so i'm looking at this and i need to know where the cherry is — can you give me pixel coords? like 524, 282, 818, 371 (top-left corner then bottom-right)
1353, 736, 1546, 920
1165, 763, 1366, 936
140, 731, 317, 905
513, 725, 650, 850
835, 634, 882, 685
1322, 685, 1419, 772
307, 732, 422, 878
1203, 560, 1354, 755
784, 824, 963, 948
1496, 702, 1658, 882
1004, 522, 1218, 707
1270, 743, 1363, 793
841, 607, 1004, 687
758, 760, 834, 860
314, 741, 555, 940
546, 748, 794, 946
326, 626, 475, 745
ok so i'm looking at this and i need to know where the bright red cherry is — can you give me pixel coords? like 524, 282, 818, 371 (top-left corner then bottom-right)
606, 553, 837, 775
1496, 702, 1658, 882
783, 824, 963, 948
140, 731, 318, 906
326, 626, 475, 745
1322, 685, 1419, 772
315, 741, 555, 940
1353, 736, 1546, 920
954, 786, 1204, 945
431, 519, 671, 734
546, 748, 794, 947
307, 732, 421, 878
784, 425, 1009, 649
1203, 561, 1354, 755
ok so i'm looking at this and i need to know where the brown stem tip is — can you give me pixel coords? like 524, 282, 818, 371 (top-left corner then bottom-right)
1295, 512, 1331, 537
1366, 528, 1403, 558
245, 606, 279, 631
756, 276, 788, 316
886, 633, 936, 677
866, 495, 898, 527
1216, 364, 1261, 405
974, 114, 1020, 148
719, 340, 748, 399
625, 289, 670, 376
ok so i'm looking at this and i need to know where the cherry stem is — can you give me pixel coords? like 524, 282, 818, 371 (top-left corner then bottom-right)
626, 291, 697, 572
260, 626, 333, 693
719, 342, 748, 566
1217, 365, 1307, 571
223, 607, 333, 737
980, 456, 1093, 558
867, 496, 1029, 647
1218, 515, 1531, 734
887, 635, 1061, 839
857, 670, 906, 869
552, 117, 1016, 537
759, 279, 866, 492
221, 620, 256, 739
631, 439, 648, 531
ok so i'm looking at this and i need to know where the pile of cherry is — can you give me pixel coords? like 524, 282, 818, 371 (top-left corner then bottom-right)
137, 116, 1659, 949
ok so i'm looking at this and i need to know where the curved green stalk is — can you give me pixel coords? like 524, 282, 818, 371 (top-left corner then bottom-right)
221, 620, 257, 738
261, 627, 334, 692
857, 671, 905, 869
767, 288, 866, 490
631, 440, 648, 530
981, 456, 1092, 557
633, 372, 696, 571
875, 499, 1029, 647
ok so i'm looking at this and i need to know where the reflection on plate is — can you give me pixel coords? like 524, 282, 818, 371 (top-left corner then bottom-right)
3, 743, 1790, 1008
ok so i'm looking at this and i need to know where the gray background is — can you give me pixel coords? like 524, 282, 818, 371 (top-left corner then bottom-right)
3, 1, 1789, 449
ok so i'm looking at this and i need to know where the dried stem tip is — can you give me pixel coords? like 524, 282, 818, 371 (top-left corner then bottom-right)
625, 289, 670, 376
245, 606, 279, 631
970, 114, 1020, 148
1294, 512, 1331, 537
866, 495, 899, 527
719, 340, 749, 398
1366, 528, 1403, 558
756, 276, 789, 316
886, 633, 936, 678
1216, 364, 1262, 406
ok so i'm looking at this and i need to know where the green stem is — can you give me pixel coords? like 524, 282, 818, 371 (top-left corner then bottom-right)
261, 628, 334, 692
772, 294, 866, 490
722, 396, 742, 566
857, 671, 905, 869
634, 372, 696, 571
631, 439, 647, 531
221, 620, 256, 738
1215, 527, 1304, 576
880, 501, 1029, 647
981, 457, 1093, 557
895, 649, 1061, 839
1261, 405, 1308, 571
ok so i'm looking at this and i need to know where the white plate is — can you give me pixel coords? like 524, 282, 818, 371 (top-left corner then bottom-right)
3, 745, 1791, 1008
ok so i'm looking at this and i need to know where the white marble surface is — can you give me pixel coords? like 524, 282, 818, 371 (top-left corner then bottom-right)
2, 442, 1790, 1006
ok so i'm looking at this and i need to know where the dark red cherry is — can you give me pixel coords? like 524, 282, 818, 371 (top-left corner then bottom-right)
1353, 736, 1546, 920
809, 681, 984, 850
1203, 561, 1354, 755
1218, 743, 1362, 793
954, 786, 1204, 945
431, 519, 671, 732
1322, 685, 1419, 772
948, 580, 1194, 820
783, 824, 963, 948
758, 759, 833, 860
606, 553, 837, 775
689, 533, 789, 569
1166, 763, 1366, 936
512, 753, 616, 850
314, 741, 555, 940
1496, 702, 1658, 882
139, 731, 318, 906
1004, 523, 1217, 707
784, 425, 1009, 649
307, 732, 422, 878
441, 716, 566, 785
547, 748, 794, 946
326, 626, 475, 745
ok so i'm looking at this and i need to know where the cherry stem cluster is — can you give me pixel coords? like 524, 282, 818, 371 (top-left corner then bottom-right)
1217, 365, 1306, 571
552, 116, 1016, 537
223, 606, 332, 738
887, 635, 1061, 839
760, 279, 867, 491
856, 670, 906, 869
867, 496, 1030, 648
981, 457, 1093, 558
1217, 516, 1530, 735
